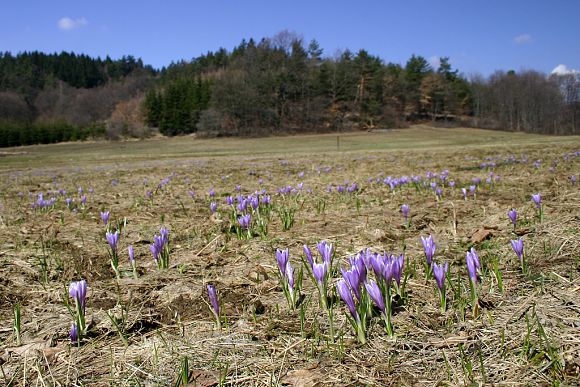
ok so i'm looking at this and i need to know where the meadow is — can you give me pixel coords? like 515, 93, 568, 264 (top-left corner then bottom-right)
0, 125, 579, 386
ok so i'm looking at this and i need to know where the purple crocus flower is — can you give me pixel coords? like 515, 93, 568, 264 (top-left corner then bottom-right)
69, 279, 87, 312
226, 196, 234, 206
461, 188, 467, 200
66, 197, 72, 207
106, 231, 119, 253
237, 199, 248, 213
249, 196, 259, 210
261, 195, 271, 205
348, 253, 367, 284
337, 279, 359, 322
312, 261, 328, 284
207, 284, 219, 317
392, 254, 405, 287
469, 185, 476, 195
235, 185, 241, 192
80, 195, 86, 205
532, 193, 541, 208
365, 280, 385, 312
401, 204, 409, 220
238, 214, 251, 229
209, 188, 215, 198
382, 255, 395, 283
303, 244, 314, 267
276, 248, 289, 277
508, 209, 518, 227
466, 248, 480, 283
370, 252, 385, 280
316, 241, 333, 265
341, 266, 363, 300
210, 202, 218, 213
571, 175, 577, 185
432, 261, 448, 290
128, 245, 135, 263
436, 188, 443, 198
70, 323, 78, 344
421, 235, 436, 266
346, 183, 358, 193
101, 211, 110, 226
160, 227, 169, 245
510, 238, 524, 262
150, 243, 159, 263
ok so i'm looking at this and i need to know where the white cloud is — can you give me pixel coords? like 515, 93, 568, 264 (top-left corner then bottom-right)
551, 64, 579, 75
428, 55, 440, 70
57, 17, 88, 31
513, 33, 533, 44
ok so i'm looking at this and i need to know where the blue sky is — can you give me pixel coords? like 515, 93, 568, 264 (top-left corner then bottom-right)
2, 0, 579, 76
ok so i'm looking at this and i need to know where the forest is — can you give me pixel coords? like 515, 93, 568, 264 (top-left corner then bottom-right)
1, 31, 579, 147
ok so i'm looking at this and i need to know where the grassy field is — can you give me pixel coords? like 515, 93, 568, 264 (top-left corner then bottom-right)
1, 125, 576, 170
0, 126, 579, 386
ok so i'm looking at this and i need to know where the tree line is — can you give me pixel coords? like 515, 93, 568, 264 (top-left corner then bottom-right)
1, 32, 579, 147
0, 51, 155, 145
145, 31, 578, 136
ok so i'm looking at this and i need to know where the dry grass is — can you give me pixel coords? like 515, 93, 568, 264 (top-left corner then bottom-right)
0, 126, 579, 386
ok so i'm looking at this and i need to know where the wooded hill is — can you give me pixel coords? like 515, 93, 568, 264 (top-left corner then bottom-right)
1, 32, 579, 147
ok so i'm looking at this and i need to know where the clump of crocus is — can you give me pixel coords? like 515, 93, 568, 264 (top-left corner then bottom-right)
531, 193, 543, 222
69, 280, 87, 341
421, 235, 436, 276
432, 261, 449, 313
106, 230, 120, 279
508, 208, 518, 230
128, 245, 138, 279
510, 238, 525, 273
275, 248, 302, 310
401, 204, 410, 228
466, 247, 481, 318
368, 252, 404, 336
236, 213, 252, 239
150, 227, 170, 269
207, 284, 222, 329
101, 211, 110, 229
